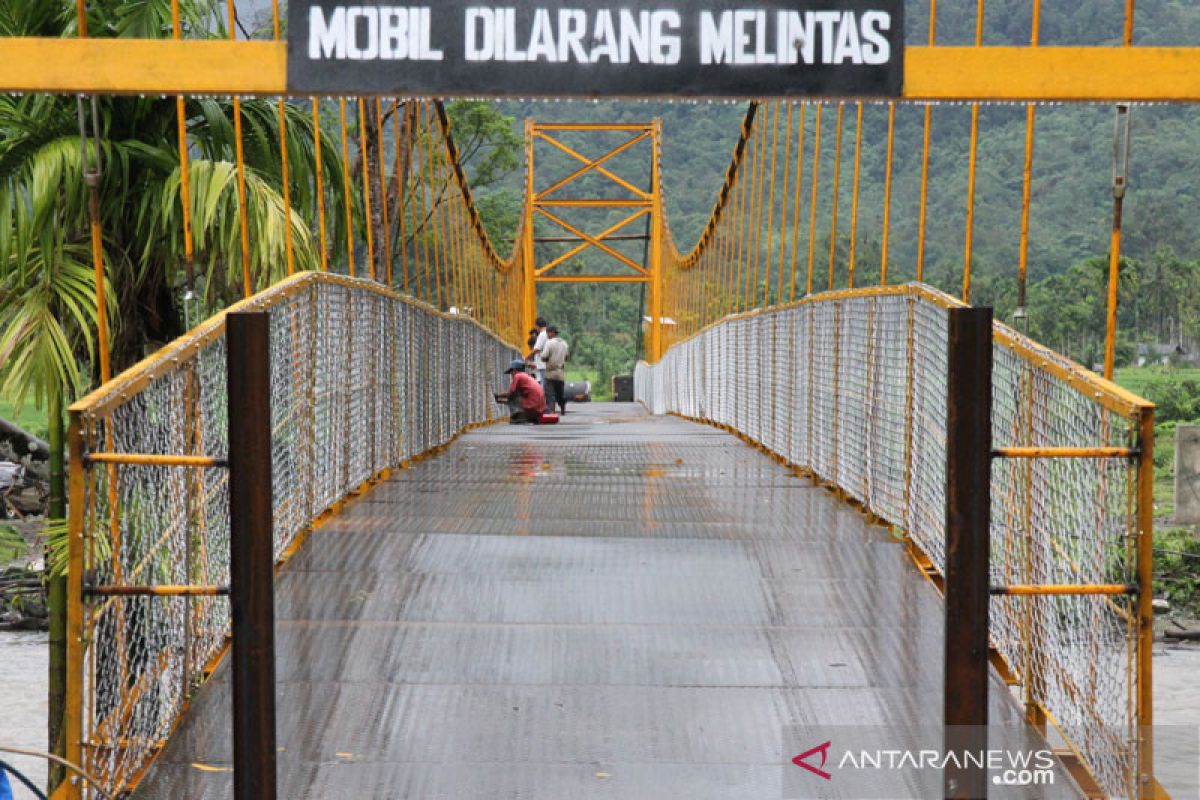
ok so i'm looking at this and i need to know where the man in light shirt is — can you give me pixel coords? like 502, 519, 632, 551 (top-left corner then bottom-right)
529, 317, 549, 389
541, 326, 570, 415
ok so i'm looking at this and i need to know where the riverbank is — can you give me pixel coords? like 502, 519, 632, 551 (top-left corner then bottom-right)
0, 521, 47, 632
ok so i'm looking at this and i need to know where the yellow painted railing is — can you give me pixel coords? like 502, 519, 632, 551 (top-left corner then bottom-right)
636, 283, 1156, 799
63, 272, 518, 798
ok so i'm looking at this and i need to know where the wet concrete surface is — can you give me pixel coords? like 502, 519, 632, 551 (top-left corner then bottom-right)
0, 630, 48, 798
1151, 642, 1200, 798
133, 404, 1079, 799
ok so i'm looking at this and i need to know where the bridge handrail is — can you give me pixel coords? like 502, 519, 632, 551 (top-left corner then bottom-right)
635, 282, 1154, 800
63, 271, 519, 798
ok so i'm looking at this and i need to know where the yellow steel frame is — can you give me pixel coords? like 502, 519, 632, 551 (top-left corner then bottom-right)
26, 22, 1185, 799
61, 271, 519, 800
8, 40, 1200, 101
523, 121, 667, 361
655, 281, 1162, 800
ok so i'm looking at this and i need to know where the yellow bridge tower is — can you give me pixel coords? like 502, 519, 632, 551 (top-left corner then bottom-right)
521, 120, 667, 362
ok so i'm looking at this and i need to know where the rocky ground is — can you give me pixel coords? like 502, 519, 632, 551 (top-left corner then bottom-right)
1, 417, 49, 521
0, 417, 50, 630
0, 519, 47, 631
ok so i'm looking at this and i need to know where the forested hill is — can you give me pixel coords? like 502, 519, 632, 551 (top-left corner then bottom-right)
471, 0, 1200, 385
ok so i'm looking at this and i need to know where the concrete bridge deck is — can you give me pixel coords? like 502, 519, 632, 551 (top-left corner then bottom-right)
134, 403, 1072, 799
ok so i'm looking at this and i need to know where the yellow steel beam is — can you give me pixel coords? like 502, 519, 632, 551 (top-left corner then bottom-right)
537, 199, 651, 208
84, 453, 226, 468
535, 131, 652, 201
535, 132, 649, 199
0, 37, 285, 96
905, 46, 1200, 101
8, 40, 1200, 101
991, 584, 1137, 596
994, 446, 1136, 459
535, 123, 653, 131
537, 275, 648, 283
533, 207, 649, 276
85, 585, 229, 597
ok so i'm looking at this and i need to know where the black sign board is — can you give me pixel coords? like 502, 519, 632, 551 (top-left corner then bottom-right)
288, 1, 904, 98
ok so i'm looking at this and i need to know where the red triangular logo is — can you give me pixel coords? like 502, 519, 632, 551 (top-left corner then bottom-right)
792, 740, 833, 780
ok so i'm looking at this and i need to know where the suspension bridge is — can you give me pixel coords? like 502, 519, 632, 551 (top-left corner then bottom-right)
4, 2, 1195, 799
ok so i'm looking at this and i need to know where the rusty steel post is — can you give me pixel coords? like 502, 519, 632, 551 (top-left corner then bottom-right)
226, 311, 278, 800
943, 306, 992, 800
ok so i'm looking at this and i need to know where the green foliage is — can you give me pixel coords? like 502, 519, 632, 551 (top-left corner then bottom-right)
1112, 370, 1200, 519
538, 282, 644, 392
0, 389, 49, 441
1150, 422, 1179, 519
1129, 372, 1200, 423
36, 517, 75, 580
446, 100, 522, 191
1154, 527, 1200, 613
0, 1, 355, 407
1115, 366, 1200, 398
0, 524, 24, 563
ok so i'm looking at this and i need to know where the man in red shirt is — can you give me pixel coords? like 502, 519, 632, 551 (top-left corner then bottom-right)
497, 359, 545, 424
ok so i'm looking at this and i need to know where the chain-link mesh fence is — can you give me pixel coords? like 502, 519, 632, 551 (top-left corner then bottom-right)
67, 272, 517, 797
636, 283, 1153, 800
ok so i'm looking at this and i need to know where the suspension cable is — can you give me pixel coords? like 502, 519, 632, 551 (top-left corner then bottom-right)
338, 97, 355, 277
776, 103, 794, 304
169, 0, 195, 305
789, 103, 807, 302
761, 102, 780, 306
226, 0, 252, 297
805, 104, 823, 296
1104, 103, 1132, 379
848, 102, 864, 289
963, 0, 986, 303
881, 102, 896, 285
827, 102, 844, 291
393, 100, 410, 294
357, 98, 376, 281
376, 98, 392, 286
916, 0, 938, 283
312, 98, 329, 273
1016, 0, 1042, 327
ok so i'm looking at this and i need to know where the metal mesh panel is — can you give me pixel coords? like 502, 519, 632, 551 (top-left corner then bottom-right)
907, 299, 949, 571
72, 273, 516, 796
866, 297, 910, 526
809, 302, 837, 482
636, 283, 1149, 800
989, 325, 1140, 799
837, 299, 870, 504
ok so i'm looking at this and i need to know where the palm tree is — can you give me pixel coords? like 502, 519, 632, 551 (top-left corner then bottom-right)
0, 0, 353, 377
0, 2, 352, 790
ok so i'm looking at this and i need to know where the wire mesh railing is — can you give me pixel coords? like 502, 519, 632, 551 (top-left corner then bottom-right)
63, 272, 517, 797
635, 283, 1154, 800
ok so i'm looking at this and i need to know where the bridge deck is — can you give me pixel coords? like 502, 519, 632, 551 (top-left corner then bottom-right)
134, 404, 1072, 799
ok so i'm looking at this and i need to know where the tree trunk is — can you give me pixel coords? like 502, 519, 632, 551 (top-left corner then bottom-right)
363, 100, 386, 283
393, 103, 415, 294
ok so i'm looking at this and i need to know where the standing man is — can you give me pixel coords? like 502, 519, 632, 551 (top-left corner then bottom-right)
529, 317, 549, 389
497, 359, 546, 424
542, 326, 570, 415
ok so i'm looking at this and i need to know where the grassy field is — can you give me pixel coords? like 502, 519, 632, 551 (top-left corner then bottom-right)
1112, 366, 1200, 522
0, 391, 48, 441
1113, 366, 1200, 397
567, 368, 612, 401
